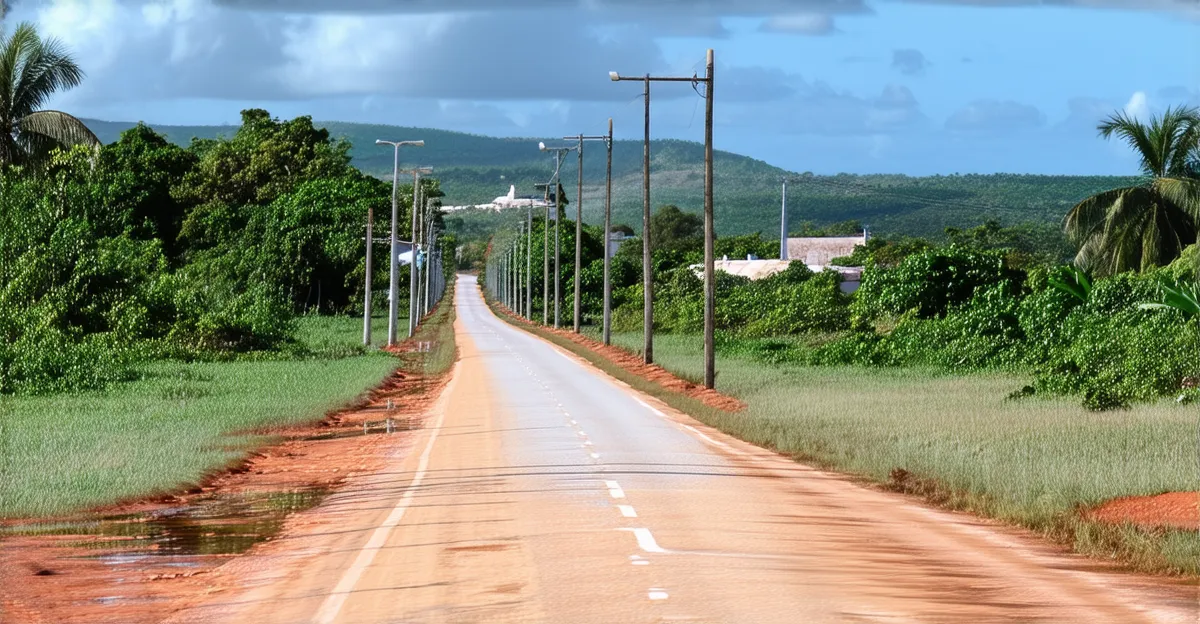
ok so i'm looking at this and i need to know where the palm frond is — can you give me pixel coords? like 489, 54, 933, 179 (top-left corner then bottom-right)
17, 110, 99, 158
1064, 187, 1130, 245
11, 29, 84, 117
1099, 110, 1161, 176
0, 23, 41, 124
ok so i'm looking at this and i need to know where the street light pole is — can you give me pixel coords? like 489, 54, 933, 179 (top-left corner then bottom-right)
375, 139, 424, 347
610, 50, 716, 385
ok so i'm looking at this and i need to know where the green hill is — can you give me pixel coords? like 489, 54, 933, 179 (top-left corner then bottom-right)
84, 118, 1139, 240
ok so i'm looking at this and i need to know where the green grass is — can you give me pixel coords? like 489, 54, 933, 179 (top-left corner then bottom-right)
548, 324, 1197, 575
0, 315, 415, 519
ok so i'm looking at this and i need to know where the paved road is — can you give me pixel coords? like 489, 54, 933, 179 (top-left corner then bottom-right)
180, 275, 1198, 623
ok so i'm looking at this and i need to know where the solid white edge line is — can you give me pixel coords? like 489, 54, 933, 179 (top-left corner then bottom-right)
311, 362, 460, 624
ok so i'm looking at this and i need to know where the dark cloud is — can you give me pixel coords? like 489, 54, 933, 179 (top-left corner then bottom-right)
891, 49, 929, 75
945, 99, 1044, 134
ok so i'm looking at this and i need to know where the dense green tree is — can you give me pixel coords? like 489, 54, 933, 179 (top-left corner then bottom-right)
650, 204, 703, 254
0, 22, 99, 167
1065, 107, 1200, 276
177, 109, 355, 252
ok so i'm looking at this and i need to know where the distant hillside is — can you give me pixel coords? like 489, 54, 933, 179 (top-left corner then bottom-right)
85, 118, 1139, 240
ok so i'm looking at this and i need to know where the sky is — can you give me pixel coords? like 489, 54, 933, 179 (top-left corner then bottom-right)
7, 0, 1200, 176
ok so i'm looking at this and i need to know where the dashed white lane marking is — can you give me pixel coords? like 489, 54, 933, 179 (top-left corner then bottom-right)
589, 452, 600, 459
577, 430, 588, 437
311, 364, 458, 624
604, 480, 625, 499
622, 527, 667, 553
648, 589, 669, 600
617, 505, 638, 518
583, 440, 594, 447
630, 555, 650, 566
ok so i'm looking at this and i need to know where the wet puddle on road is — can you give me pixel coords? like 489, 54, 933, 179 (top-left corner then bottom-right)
2, 487, 328, 559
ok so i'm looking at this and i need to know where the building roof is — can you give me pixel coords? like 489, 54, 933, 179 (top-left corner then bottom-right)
687, 259, 864, 282
786, 235, 865, 265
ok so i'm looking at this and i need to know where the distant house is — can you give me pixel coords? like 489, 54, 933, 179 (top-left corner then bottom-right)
785, 233, 867, 266
690, 256, 864, 293
607, 231, 632, 257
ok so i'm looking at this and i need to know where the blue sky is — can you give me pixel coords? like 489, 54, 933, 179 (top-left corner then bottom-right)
12, 0, 1200, 176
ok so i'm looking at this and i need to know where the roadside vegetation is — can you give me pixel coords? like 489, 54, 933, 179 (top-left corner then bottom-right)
0, 316, 397, 518
0, 23, 456, 517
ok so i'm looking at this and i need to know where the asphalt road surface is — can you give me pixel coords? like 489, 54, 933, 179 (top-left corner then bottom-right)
177, 275, 1198, 623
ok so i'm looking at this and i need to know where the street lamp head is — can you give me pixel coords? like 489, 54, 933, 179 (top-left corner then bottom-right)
406, 140, 426, 147
538, 141, 547, 151
375, 139, 386, 145
609, 71, 620, 82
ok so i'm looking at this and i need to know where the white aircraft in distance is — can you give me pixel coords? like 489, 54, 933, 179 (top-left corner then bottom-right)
441, 185, 552, 213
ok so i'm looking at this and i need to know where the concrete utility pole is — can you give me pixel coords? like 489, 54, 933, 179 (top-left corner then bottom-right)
780, 178, 789, 260
603, 119, 614, 346
610, 49, 716, 386
538, 142, 576, 328
400, 166, 433, 337
375, 139, 424, 347
525, 200, 533, 319
564, 130, 611, 334
363, 207, 373, 346
423, 197, 436, 317
702, 49, 716, 391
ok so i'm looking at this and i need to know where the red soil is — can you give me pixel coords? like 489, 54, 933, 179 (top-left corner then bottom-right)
1089, 492, 1199, 531
0, 348, 453, 623
492, 303, 746, 413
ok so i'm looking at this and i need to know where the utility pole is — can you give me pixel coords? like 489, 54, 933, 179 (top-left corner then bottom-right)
375, 139, 424, 347
702, 49, 716, 390
780, 178, 789, 260
642, 74, 652, 363
400, 166, 433, 337
610, 50, 716, 384
563, 130, 611, 334
526, 201, 533, 319
363, 207, 373, 346
603, 119, 614, 346
538, 142, 576, 328
423, 197, 435, 317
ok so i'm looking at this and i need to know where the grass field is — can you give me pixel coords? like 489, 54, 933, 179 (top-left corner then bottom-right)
0, 314, 411, 519
561, 328, 1198, 574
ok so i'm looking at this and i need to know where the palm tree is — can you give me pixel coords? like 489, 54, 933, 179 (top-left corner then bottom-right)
1064, 106, 1200, 276
0, 22, 99, 167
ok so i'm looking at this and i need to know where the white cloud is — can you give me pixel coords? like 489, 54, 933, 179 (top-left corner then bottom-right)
1123, 91, 1150, 120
